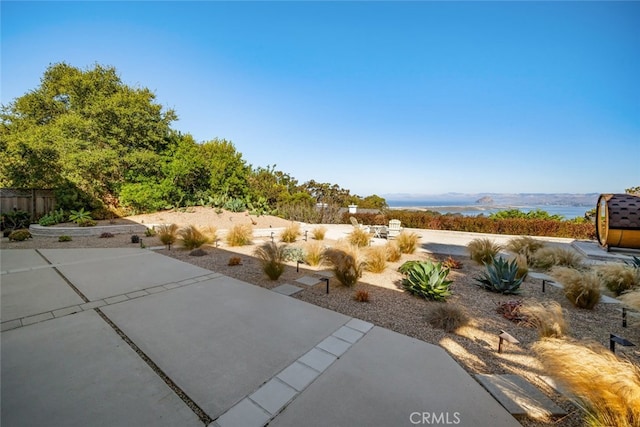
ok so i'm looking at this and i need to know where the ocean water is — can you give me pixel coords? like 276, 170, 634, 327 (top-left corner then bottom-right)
387, 200, 592, 220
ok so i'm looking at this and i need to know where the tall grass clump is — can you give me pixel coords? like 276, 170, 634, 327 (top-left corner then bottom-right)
530, 246, 583, 271
385, 241, 402, 262
594, 264, 640, 296
521, 302, 567, 338
254, 242, 286, 280
511, 253, 529, 280
179, 225, 211, 250
426, 305, 470, 333
533, 338, 640, 427
157, 224, 179, 247
324, 245, 365, 287
226, 224, 253, 246
348, 227, 371, 247
505, 236, 546, 262
467, 238, 502, 265
550, 267, 601, 309
620, 290, 640, 311
280, 222, 301, 243
312, 226, 327, 241
304, 241, 325, 266
396, 231, 419, 254
364, 246, 387, 273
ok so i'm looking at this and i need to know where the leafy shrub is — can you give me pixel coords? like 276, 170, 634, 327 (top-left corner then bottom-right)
324, 246, 365, 287
533, 338, 640, 427
530, 246, 583, 270
226, 224, 253, 246
396, 231, 419, 254
8, 229, 32, 241
550, 267, 601, 309
280, 223, 301, 243
312, 226, 327, 240
594, 264, 640, 296
145, 227, 157, 237
131, 235, 140, 244
99, 232, 114, 238
348, 227, 371, 247
490, 209, 564, 221
283, 246, 305, 262
304, 241, 325, 266
223, 198, 246, 212
442, 256, 462, 269
353, 290, 370, 302
521, 302, 567, 338
496, 300, 527, 324
157, 224, 179, 247
1, 210, 31, 231
427, 305, 470, 332
467, 238, 502, 265
401, 261, 452, 301
364, 246, 387, 273
69, 208, 93, 225
179, 225, 211, 250
254, 242, 286, 280
38, 209, 66, 226
475, 257, 523, 294
58, 235, 72, 242
385, 242, 402, 262
228, 256, 242, 266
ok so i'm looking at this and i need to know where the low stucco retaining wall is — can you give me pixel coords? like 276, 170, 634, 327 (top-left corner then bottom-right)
30, 223, 148, 237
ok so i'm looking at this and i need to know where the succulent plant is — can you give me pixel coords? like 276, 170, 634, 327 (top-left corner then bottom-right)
401, 261, 452, 301
8, 229, 32, 241
131, 235, 140, 244
475, 257, 523, 294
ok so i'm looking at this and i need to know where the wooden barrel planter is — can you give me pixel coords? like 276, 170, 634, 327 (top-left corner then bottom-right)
596, 193, 640, 250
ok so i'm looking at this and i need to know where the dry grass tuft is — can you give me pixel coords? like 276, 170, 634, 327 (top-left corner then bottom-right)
619, 290, 640, 311
551, 267, 601, 309
353, 289, 370, 302
304, 241, 325, 266
364, 245, 387, 273
348, 227, 372, 247
254, 242, 286, 280
426, 305, 470, 333
396, 231, 420, 254
521, 302, 567, 338
179, 225, 211, 250
506, 236, 546, 261
533, 338, 640, 427
467, 238, 502, 265
280, 222, 301, 243
325, 245, 365, 287
530, 246, 583, 270
511, 253, 529, 280
595, 263, 640, 296
226, 224, 253, 246
311, 226, 327, 241
228, 256, 242, 266
157, 224, 179, 247
385, 241, 402, 262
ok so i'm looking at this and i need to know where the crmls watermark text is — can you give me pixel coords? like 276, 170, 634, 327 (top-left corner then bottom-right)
409, 411, 461, 425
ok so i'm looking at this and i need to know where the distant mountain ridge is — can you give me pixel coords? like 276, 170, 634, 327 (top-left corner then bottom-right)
382, 193, 600, 206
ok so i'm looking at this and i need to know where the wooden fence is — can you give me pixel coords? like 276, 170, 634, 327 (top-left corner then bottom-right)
0, 188, 56, 220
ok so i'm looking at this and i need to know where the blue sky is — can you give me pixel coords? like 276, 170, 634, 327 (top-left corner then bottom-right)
2, 1, 639, 198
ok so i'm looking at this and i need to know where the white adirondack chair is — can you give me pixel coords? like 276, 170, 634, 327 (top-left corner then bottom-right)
350, 216, 370, 232
387, 219, 403, 239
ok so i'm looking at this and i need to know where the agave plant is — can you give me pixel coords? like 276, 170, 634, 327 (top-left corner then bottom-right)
475, 257, 523, 294
401, 261, 452, 301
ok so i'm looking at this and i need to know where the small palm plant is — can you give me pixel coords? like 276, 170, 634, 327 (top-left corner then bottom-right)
254, 242, 286, 280
400, 260, 452, 301
475, 257, 523, 294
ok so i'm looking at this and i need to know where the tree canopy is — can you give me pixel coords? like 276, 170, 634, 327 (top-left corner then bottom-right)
0, 62, 385, 217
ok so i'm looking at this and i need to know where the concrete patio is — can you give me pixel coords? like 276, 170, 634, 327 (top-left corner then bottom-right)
1, 247, 521, 427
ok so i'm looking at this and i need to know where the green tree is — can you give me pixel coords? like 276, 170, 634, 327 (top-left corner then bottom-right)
200, 138, 250, 198
625, 186, 640, 195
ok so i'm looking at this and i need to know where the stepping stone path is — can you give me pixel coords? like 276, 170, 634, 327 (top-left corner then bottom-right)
295, 275, 322, 287
271, 284, 303, 296
476, 374, 567, 418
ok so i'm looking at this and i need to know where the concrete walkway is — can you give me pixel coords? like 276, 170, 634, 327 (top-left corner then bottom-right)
1, 246, 520, 427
